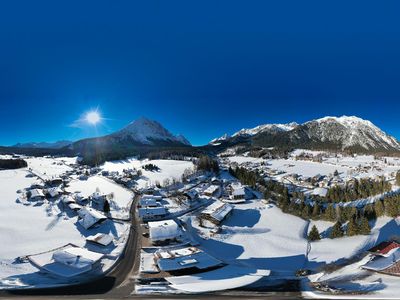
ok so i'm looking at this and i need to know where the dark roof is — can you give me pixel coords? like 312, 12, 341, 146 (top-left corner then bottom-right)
368, 241, 400, 255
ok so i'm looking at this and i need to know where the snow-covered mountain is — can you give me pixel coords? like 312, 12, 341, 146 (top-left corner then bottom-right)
301, 116, 400, 151
209, 122, 298, 145
232, 122, 299, 137
111, 117, 191, 145
13, 140, 72, 149
210, 116, 400, 152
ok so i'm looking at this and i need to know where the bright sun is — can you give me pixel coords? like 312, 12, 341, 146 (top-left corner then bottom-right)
85, 111, 101, 125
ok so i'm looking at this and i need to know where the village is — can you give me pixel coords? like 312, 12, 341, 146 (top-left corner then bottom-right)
1, 149, 400, 298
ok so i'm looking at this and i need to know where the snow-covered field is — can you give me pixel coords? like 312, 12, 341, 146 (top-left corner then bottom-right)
25, 156, 76, 179
227, 152, 400, 181
190, 200, 309, 274
102, 158, 194, 188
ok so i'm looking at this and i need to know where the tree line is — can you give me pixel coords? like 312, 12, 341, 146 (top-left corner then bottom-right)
324, 177, 391, 203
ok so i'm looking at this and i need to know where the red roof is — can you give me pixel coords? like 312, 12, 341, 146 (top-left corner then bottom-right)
368, 241, 400, 256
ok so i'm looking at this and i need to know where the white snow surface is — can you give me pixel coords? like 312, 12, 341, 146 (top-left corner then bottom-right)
101, 158, 194, 188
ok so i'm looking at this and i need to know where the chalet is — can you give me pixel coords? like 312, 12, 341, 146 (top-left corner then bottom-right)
368, 241, 400, 257
139, 197, 158, 207
61, 195, 76, 205
185, 189, 199, 201
29, 189, 45, 201
86, 233, 113, 246
232, 187, 246, 200
201, 201, 233, 225
155, 246, 223, 273
68, 203, 82, 211
142, 194, 162, 201
362, 248, 400, 276
203, 185, 220, 197
46, 187, 63, 198
138, 206, 167, 221
51, 246, 103, 277
77, 207, 107, 229
148, 219, 182, 244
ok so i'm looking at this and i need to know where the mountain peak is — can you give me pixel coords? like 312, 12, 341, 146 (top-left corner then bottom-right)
113, 117, 191, 145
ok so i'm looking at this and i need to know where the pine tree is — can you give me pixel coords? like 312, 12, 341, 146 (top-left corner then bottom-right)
312, 203, 320, 219
384, 197, 399, 218
302, 205, 311, 219
358, 216, 371, 235
308, 225, 321, 241
324, 204, 336, 221
374, 200, 385, 218
330, 221, 344, 238
347, 217, 359, 236
396, 171, 400, 186
103, 199, 110, 214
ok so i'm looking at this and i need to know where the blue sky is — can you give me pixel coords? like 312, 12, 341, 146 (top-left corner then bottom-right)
1, 1, 400, 146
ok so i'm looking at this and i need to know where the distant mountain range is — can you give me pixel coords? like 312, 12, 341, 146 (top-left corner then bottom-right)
3, 115, 400, 165
13, 140, 72, 149
210, 116, 400, 153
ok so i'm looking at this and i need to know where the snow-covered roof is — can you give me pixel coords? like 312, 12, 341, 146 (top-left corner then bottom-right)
30, 189, 44, 199
202, 201, 234, 223
362, 249, 400, 271
86, 233, 113, 246
141, 194, 162, 201
166, 265, 270, 292
148, 219, 180, 242
52, 247, 103, 270
139, 197, 158, 207
61, 195, 76, 204
78, 207, 107, 229
156, 247, 222, 272
232, 186, 246, 196
47, 187, 62, 198
311, 187, 328, 197
138, 206, 167, 219
68, 203, 82, 211
204, 185, 220, 195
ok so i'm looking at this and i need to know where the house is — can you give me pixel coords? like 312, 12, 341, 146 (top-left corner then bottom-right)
362, 248, 400, 275
139, 197, 158, 207
148, 219, 182, 244
185, 190, 199, 201
51, 246, 103, 276
142, 194, 162, 201
86, 233, 113, 246
77, 207, 107, 229
61, 195, 76, 205
200, 201, 234, 225
232, 186, 246, 200
368, 241, 400, 257
29, 189, 45, 201
203, 185, 220, 197
29, 244, 104, 278
46, 187, 63, 198
311, 187, 328, 198
68, 203, 82, 211
138, 206, 167, 221
155, 246, 223, 273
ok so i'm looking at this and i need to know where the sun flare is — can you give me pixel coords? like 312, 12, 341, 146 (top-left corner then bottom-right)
85, 111, 101, 125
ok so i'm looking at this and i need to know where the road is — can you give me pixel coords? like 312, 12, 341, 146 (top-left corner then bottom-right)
1, 194, 142, 299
